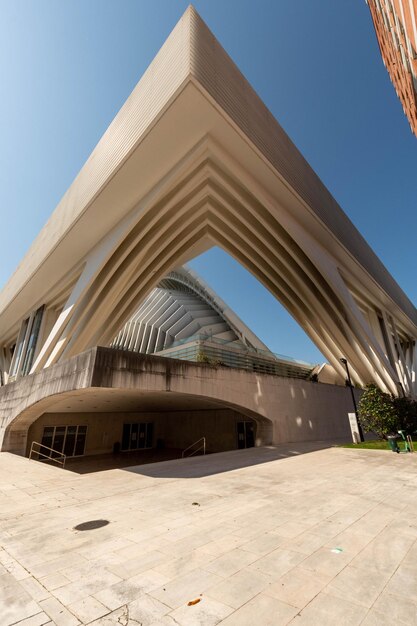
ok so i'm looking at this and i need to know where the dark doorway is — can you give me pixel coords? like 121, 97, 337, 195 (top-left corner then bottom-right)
237, 420, 255, 449
121, 422, 154, 451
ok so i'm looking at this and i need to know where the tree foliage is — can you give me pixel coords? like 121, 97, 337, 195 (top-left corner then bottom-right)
196, 350, 225, 367
392, 396, 417, 433
358, 384, 417, 438
358, 384, 397, 438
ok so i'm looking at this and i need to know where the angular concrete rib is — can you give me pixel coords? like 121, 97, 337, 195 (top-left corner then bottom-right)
110, 267, 315, 380
0, 6, 416, 397
111, 266, 271, 354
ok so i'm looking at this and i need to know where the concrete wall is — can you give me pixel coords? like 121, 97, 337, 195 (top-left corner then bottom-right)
0, 349, 96, 455
26, 408, 250, 456
150, 409, 249, 452
268, 380, 357, 443
87, 349, 357, 446
2, 348, 359, 456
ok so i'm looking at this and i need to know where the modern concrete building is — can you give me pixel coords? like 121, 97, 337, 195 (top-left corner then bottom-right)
367, 0, 417, 136
0, 6, 416, 461
111, 266, 318, 380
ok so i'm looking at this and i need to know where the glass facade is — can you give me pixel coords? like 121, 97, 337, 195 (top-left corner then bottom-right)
9, 318, 29, 378
121, 422, 154, 450
21, 306, 44, 376
8, 305, 44, 380
40, 425, 87, 458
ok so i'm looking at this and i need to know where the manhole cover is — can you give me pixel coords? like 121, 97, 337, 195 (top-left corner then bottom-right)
73, 519, 110, 531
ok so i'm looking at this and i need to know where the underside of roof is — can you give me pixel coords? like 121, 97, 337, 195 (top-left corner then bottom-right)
0, 6, 415, 332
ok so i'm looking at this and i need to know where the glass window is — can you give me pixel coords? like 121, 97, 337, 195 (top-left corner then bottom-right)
138, 423, 146, 449
9, 318, 29, 378
130, 423, 139, 450
40, 427, 54, 458
52, 427, 66, 456
122, 423, 154, 451
39, 425, 87, 459
21, 306, 44, 376
146, 423, 154, 449
122, 424, 130, 450
64, 426, 77, 457
74, 426, 87, 456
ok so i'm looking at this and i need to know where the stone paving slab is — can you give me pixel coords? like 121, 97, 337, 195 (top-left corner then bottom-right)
0, 443, 417, 625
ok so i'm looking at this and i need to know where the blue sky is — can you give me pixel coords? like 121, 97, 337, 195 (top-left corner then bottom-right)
0, 0, 416, 363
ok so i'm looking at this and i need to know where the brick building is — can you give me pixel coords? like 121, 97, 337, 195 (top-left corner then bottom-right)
367, 0, 417, 137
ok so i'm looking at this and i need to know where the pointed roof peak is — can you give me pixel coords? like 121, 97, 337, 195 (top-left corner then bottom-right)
182, 4, 207, 30
181, 4, 200, 21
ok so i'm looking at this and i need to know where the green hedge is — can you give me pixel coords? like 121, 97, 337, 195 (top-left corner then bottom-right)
358, 384, 417, 439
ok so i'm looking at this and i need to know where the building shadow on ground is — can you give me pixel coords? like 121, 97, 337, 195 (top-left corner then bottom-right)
64, 448, 184, 474
119, 440, 349, 479
36, 439, 351, 477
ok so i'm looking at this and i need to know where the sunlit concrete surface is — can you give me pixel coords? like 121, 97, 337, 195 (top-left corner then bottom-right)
1, 445, 417, 625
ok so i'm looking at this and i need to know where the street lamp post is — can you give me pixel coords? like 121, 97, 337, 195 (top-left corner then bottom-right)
340, 358, 364, 443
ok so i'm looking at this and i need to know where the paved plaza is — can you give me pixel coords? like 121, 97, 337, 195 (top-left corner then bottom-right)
1, 443, 417, 625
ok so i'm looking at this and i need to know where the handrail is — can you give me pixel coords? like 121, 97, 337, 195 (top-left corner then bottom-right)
29, 441, 66, 468
182, 437, 206, 458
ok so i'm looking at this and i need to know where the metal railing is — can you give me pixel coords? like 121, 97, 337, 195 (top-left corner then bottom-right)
154, 336, 316, 379
29, 441, 66, 468
162, 332, 315, 365
182, 437, 206, 458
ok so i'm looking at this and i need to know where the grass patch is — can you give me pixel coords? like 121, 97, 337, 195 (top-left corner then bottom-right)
340, 439, 417, 451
